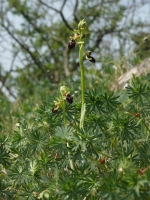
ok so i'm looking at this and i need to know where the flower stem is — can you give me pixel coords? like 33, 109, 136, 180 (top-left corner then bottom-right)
62, 101, 66, 125
62, 101, 74, 170
79, 43, 86, 129
79, 43, 85, 104
67, 142, 74, 170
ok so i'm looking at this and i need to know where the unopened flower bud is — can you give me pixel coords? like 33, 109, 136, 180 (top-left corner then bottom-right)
60, 86, 69, 96
78, 19, 87, 33
135, 113, 140, 117
99, 158, 105, 164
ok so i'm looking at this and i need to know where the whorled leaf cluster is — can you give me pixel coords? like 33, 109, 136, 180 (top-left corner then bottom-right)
0, 74, 150, 199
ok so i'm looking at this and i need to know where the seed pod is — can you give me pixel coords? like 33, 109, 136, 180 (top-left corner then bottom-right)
86, 55, 96, 63
66, 94, 73, 104
68, 40, 76, 50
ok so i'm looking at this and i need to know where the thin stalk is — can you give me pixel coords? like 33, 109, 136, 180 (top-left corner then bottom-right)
142, 119, 150, 139
79, 43, 86, 129
62, 101, 66, 125
121, 135, 125, 161
67, 142, 74, 170
62, 100, 74, 170
142, 119, 150, 132
79, 43, 85, 104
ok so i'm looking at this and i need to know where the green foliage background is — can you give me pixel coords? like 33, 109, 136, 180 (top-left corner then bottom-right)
0, 0, 150, 199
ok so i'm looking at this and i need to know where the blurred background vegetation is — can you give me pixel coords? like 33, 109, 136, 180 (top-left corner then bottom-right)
0, 0, 150, 134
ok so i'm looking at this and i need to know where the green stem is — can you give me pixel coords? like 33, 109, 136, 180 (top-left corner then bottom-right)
142, 119, 150, 139
62, 100, 74, 170
79, 43, 86, 129
62, 101, 66, 125
142, 119, 150, 132
121, 136, 125, 161
79, 43, 85, 104
67, 142, 74, 170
